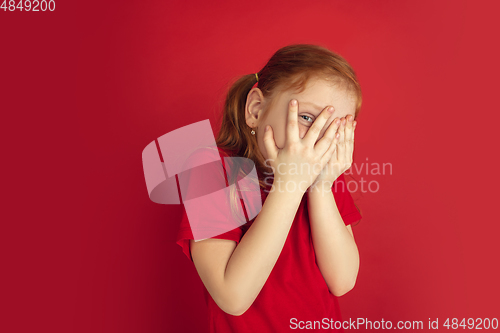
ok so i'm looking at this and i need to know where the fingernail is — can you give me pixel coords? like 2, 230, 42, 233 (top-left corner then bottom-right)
328, 106, 334, 113
265, 125, 270, 131
291, 99, 297, 106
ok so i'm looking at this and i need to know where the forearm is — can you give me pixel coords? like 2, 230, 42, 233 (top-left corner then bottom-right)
307, 187, 359, 296
223, 188, 304, 313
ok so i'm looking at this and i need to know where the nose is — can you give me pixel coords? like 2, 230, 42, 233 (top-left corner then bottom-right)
300, 126, 328, 142
316, 116, 336, 142
299, 127, 308, 140
301, 115, 337, 142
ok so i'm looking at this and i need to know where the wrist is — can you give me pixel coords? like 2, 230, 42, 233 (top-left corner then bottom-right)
307, 180, 334, 195
267, 183, 306, 202
270, 176, 311, 196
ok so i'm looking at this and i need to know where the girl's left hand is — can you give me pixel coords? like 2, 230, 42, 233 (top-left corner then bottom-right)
310, 115, 357, 192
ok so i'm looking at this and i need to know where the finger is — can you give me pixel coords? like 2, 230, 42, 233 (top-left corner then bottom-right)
338, 117, 347, 144
347, 118, 356, 153
337, 117, 347, 162
345, 114, 355, 144
285, 99, 300, 145
314, 117, 341, 156
351, 119, 357, 142
345, 118, 356, 169
320, 130, 340, 166
263, 125, 278, 160
303, 106, 335, 146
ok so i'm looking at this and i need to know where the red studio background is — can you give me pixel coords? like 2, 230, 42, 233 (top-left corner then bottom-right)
2, 0, 499, 332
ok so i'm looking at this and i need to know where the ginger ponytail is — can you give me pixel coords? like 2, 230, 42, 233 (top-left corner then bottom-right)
215, 72, 272, 190
216, 73, 259, 156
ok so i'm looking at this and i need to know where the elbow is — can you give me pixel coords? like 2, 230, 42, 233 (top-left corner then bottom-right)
217, 293, 252, 317
221, 301, 251, 317
227, 306, 249, 317
330, 277, 357, 297
332, 284, 354, 297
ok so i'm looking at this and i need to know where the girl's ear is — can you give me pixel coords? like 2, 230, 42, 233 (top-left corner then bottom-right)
245, 88, 265, 128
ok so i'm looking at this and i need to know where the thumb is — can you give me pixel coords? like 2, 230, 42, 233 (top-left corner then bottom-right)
263, 125, 278, 160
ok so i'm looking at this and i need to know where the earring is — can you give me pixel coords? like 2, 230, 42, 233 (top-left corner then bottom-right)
251, 129, 256, 135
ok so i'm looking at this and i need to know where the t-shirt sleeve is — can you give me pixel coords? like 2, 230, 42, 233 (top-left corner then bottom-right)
332, 173, 363, 226
175, 207, 243, 262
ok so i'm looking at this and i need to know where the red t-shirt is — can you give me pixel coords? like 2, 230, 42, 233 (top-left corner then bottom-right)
175, 148, 362, 332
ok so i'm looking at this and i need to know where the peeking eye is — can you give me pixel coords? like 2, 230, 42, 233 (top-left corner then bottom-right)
300, 115, 313, 123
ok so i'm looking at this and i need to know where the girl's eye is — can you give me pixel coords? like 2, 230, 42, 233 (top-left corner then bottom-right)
300, 115, 313, 123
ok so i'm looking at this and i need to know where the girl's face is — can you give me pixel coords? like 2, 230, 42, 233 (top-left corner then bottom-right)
245, 76, 357, 161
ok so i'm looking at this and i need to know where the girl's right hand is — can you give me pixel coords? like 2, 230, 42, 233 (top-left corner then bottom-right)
263, 99, 341, 194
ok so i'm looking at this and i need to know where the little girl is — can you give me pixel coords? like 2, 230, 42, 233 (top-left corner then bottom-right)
176, 44, 362, 332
